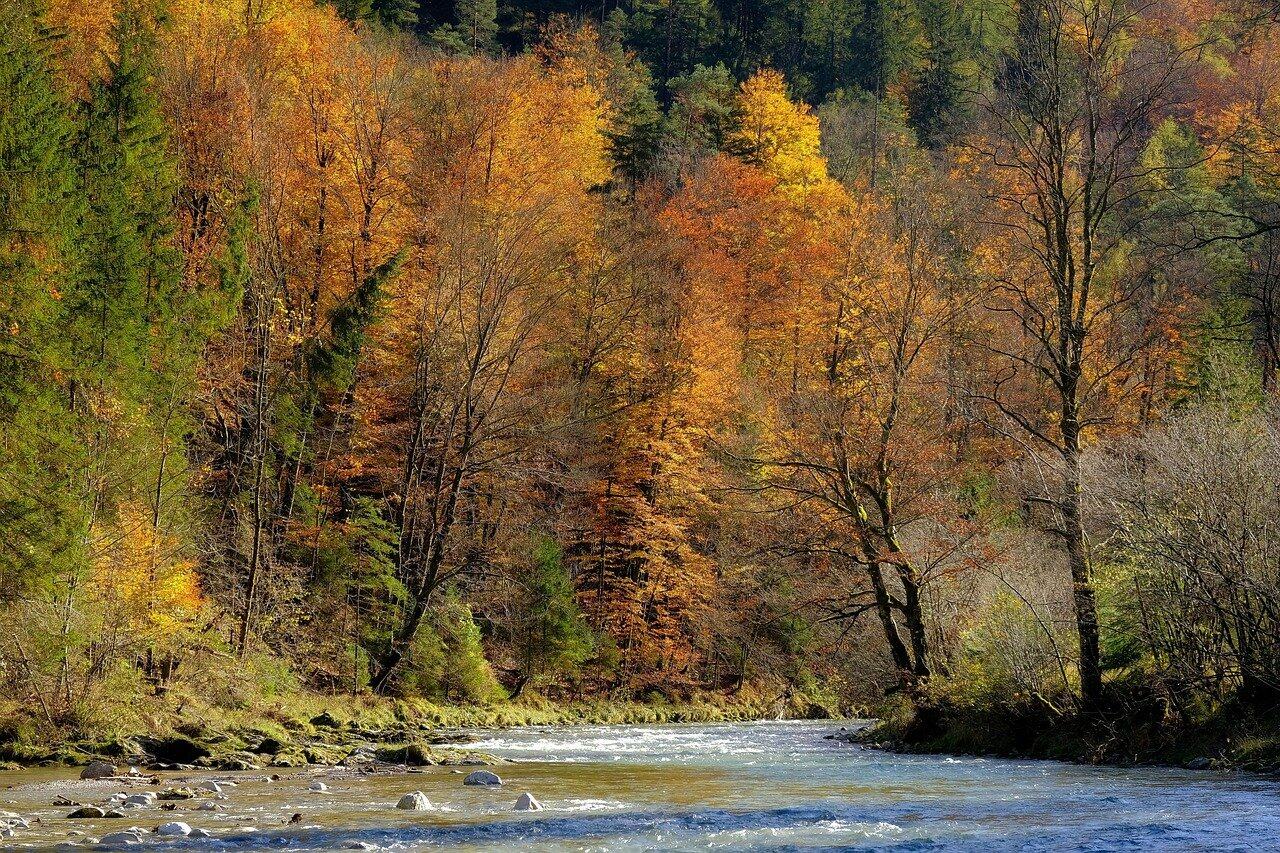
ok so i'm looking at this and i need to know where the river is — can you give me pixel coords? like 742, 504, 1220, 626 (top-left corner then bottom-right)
0, 720, 1275, 850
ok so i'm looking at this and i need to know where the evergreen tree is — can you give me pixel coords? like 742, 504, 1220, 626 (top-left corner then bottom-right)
603, 15, 664, 192
510, 538, 594, 695
664, 62, 738, 154
455, 0, 497, 52
71, 4, 180, 395
374, 0, 420, 28
0, 0, 82, 597
906, 0, 971, 146
848, 0, 916, 96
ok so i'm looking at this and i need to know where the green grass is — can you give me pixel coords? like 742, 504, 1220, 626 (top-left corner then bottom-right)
0, 683, 843, 767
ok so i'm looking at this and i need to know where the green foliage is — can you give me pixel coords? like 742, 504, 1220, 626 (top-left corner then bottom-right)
454, 0, 498, 52
0, 0, 83, 597
602, 17, 664, 192
939, 592, 1071, 709
847, 0, 918, 96
664, 62, 738, 155
1094, 563, 1145, 673
399, 590, 505, 702
308, 251, 403, 392
512, 538, 594, 690
905, 0, 973, 146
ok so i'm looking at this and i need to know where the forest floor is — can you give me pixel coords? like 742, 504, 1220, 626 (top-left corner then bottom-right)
0, 687, 842, 772
857, 687, 1280, 773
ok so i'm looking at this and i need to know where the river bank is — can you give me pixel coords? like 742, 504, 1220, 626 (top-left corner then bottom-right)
0, 688, 841, 773
857, 692, 1280, 774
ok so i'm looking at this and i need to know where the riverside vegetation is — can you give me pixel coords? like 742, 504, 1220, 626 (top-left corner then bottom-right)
3, 0, 1280, 773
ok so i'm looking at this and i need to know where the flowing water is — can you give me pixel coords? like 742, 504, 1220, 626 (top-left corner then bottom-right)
1, 720, 1277, 850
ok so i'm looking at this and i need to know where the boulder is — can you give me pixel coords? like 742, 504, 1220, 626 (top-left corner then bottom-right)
136, 736, 210, 764
463, 770, 502, 786
99, 829, 146, 845
310, 711, 341, 728
304, 745, 348, 765
197, 801, 219, 811
191, 828, 213, 839
197, 751, 259, 771
196, 780, 222, 793
79, 760, 116, 780
513, 792, 543, 811
256, 737, 284, 755
271, 751, 307, 767
309, 780, 329, 792
340, 842, 378, 851
1186, 757, 1213, 770
155, 821, 191, 837
395, 791, 432, 811
103, 809, 127, 818
122, 793, 155, 807
158, 787, 198, 800
67, 806, 105, 819
376, 742, 437, 766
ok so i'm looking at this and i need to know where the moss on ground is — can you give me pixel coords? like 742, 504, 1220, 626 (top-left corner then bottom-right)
0, 685, 844, 769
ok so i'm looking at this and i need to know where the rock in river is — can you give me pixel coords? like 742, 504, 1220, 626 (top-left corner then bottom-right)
395, 791, 432, 810
100, 829, 146, 845
463, 770, 502, 786
309, 780, 329, 792
80, 761, 116, 780
67, 806, 105, 819
155, 821, 191, 837
513, 792, 543, 811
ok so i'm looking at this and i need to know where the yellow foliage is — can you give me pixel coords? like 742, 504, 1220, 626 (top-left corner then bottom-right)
92, 503, 205, 651
728, 70, 829, 192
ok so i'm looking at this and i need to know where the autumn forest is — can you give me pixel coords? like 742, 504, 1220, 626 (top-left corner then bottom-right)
3, 0, 1280, 760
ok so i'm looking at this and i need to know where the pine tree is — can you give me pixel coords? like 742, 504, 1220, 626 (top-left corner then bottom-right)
510, 538, 594, 695
602, 17, 663, 193
0, 0, 83, 596
848, 0, 915, 96
374, 0, 420, 28
906, 0, 971, 147
455, 0, 497, 53
71, 5, 180, 395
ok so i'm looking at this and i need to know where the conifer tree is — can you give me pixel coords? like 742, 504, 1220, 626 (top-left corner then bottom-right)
906, 0, 971, 147
0, 0, 82, 596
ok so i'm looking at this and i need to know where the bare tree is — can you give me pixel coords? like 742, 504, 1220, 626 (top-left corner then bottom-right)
972, 0, 1197, 702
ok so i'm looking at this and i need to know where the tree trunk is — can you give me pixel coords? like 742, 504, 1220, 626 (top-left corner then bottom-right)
1062, 435, 1102, 703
